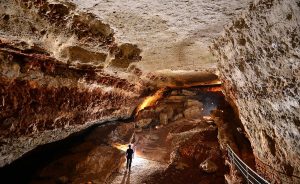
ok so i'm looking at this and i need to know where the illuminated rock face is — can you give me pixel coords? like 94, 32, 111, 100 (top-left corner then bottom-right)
213, 0, 300, 182
71, 0, 252, 72
0, 0, 145, 167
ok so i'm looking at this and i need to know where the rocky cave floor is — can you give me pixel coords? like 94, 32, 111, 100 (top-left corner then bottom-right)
0, 88, 255, 184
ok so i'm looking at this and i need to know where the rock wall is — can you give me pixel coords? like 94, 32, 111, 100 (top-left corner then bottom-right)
0, 0, 145, 167
212, 0, 300, 183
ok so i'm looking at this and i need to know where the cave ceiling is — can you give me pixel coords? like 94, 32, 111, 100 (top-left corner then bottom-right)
71, 0, 252, 81
0, 0, 253, 87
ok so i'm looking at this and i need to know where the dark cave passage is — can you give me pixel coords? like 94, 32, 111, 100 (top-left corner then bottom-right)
0, 87, 255, 184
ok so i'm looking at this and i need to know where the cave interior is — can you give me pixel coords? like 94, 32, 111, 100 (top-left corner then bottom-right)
0, 0, 299, 184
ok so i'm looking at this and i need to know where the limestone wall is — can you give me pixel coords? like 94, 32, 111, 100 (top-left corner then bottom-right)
212, 0, 300, 183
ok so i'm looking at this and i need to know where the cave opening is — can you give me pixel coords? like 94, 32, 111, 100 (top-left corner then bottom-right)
0, 86, 255, 184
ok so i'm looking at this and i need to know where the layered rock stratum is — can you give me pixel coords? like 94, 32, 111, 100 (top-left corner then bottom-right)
213, 0, 300, 183
0, 0, 145, 167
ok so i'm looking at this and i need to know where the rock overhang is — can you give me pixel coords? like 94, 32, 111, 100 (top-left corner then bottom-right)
70, 0, 252, 85
0, 0, 253, 87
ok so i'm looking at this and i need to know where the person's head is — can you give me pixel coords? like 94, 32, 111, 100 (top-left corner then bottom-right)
128, 144, 131, 148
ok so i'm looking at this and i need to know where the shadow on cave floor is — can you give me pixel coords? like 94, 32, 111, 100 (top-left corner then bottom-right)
0, 87, 255, 184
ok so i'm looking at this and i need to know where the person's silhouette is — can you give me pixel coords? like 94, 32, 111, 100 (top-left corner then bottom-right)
126, 144, 134, 170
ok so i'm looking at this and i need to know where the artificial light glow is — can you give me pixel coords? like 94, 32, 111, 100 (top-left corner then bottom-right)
112, 143, 158, 167
131, 156, 148, 165
112, 143, 141, 157
136, 88, 165, 115
112, 143, 131, 152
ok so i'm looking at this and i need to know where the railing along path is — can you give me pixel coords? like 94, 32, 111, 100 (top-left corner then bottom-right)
227, 145, 270, 184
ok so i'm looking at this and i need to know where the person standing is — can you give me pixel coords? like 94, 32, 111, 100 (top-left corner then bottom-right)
126, 144, 134, 170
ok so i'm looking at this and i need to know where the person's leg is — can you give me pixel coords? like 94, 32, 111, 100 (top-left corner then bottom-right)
129, 158, 132, 170
126, 158, 129, 169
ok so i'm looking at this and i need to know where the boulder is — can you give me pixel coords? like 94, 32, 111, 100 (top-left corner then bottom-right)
185, 99, 203, 108
183, 106, 202, 119
136, 118, 152, 128
199, 159, 218, 173
136, 109, 157, 120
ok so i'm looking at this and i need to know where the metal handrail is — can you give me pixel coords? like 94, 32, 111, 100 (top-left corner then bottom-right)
227, 145, 270, 184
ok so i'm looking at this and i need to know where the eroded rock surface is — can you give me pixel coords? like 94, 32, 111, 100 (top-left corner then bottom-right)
68, 0, 255, 88
71, 0, 252, 72
213, 0, 300, 183
0, 0, 146, 167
